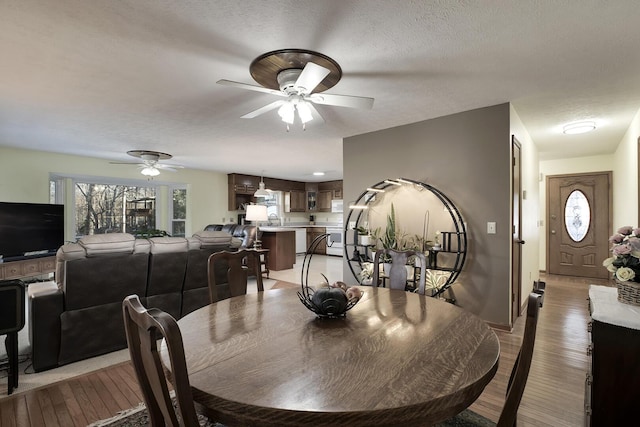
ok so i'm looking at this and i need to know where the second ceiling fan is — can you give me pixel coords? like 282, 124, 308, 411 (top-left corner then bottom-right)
217, 49, 374, 130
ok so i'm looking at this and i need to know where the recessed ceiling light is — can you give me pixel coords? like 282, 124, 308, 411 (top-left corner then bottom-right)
562, 121, 596, 135
313, 171, 325, 176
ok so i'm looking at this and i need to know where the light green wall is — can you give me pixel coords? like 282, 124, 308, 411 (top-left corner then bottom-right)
344, 103, 522, 326
0, 146, 231, 240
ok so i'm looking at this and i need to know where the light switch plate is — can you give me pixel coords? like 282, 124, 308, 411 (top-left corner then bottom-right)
487, 222, 496, 234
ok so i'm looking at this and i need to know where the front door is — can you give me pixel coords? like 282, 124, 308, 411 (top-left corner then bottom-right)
547, 172, 611, 279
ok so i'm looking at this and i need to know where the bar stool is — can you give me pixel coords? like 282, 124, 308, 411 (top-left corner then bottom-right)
0, 279, 25, 395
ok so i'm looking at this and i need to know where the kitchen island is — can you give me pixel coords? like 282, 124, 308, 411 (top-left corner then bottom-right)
259, 227, 296, 271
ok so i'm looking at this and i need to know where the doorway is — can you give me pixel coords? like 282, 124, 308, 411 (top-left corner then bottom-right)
547, 172, 611, 279
511, 137, 523, 322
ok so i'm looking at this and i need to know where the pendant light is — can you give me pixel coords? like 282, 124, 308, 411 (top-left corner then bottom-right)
254, 172, 271, 198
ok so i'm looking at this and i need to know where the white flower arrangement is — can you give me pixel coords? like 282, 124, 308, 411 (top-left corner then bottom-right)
602, 226, 640, 282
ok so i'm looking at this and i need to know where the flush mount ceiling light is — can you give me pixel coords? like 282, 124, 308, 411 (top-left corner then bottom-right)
562, 121, 596, 135
313, 171, 325, 176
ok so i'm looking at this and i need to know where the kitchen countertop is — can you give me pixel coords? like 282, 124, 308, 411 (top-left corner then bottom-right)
259, 224, 343, 232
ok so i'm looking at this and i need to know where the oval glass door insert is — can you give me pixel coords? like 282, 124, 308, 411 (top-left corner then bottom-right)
564, 190, 590, 242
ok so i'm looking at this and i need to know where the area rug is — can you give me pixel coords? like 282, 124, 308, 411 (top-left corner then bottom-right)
88, 399, 225, 427
270, 280, 300, 290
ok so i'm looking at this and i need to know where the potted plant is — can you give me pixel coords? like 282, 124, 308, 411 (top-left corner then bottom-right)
356, 226, 374, 246
380, 203, 398, 272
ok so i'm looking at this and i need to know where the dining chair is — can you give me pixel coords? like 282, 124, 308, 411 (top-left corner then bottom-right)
435, 291, 544, 427
207, 249, 263, 303
372, 248, 427, 294
122, 294, 221, 427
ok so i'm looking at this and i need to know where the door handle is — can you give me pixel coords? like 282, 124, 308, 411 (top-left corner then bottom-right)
551, 230, 556, 234
517, 240, 525, 244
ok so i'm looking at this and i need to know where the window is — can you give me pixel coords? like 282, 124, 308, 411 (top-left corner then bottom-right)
171, 187, 187, 237
50, 174, 188, 239
75, 182, 156, 236
564, 190, 590, 242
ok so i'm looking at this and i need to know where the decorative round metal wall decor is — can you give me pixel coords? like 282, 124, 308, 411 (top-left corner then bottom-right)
344, 177, 467, 298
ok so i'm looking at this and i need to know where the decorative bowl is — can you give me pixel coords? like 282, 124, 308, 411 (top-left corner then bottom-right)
299, 234, 362, 318
297, 282, 361, 318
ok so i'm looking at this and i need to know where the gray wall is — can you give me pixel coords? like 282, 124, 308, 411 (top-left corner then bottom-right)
343, 103, 512, 326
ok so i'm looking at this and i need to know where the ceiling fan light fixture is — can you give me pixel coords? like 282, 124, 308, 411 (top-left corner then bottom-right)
278, 102, 295, 124
297, 101, 313, 124
141, 166, 160, 177
563, 121, 596, 135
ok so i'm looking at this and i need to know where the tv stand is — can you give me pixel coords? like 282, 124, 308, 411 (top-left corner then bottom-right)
0, 256, 55, 280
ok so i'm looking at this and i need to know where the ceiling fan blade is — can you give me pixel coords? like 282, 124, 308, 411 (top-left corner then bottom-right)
308, 93, 374, 109
110, 161, 143, 165
295, 62, 331, 94
217, 79, 285, 97
241, 100, 286, 119
307, 102, 325, 123
156, 164, 184, 170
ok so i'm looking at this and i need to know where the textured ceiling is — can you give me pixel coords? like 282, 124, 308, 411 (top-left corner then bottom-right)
1, 1, 640, 182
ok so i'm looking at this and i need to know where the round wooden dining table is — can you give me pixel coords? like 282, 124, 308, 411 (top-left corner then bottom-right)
161, 287, 500, 427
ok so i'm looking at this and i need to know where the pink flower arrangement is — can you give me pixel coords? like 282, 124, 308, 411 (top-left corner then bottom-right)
603, 226, 640, 282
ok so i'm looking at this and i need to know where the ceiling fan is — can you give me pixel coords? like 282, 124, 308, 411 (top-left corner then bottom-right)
110, 150, 184, 177
217, 49, 374, 130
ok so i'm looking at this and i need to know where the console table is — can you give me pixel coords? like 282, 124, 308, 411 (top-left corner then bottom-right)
586, 285, 640, 426
0, 256, 55, 281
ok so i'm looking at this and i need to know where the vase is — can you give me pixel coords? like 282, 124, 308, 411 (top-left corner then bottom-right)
616, 279, 640, 306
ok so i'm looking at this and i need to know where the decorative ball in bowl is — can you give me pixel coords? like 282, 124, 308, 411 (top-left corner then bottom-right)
298, 278, 362, 318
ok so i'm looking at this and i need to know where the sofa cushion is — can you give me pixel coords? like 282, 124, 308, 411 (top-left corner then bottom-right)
148, 236, 188, 254
192, 230, 234, 247
78, 233, 136, 256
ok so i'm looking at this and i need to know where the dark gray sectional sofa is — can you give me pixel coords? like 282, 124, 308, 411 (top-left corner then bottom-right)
28, 231, 242, 372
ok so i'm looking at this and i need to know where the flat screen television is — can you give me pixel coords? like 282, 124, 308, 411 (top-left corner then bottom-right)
0, 202, 65, 261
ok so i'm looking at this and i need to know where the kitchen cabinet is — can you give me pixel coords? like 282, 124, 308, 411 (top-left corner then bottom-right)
289, 190, 306, 212
228, 173, 260, 210
261, 230, 296, 270
306, 183, 318, 212
228, 173, 341, 212
318, 190, 333, 212
585, 285, 640, 426
318, 180, 343, 201
307, 227, 326, 255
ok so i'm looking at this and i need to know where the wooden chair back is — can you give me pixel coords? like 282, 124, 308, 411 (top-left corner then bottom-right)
207, 249, 263, 303
122, 294, 199, 427
372, 249, 427, 294
497, 291, 543, 427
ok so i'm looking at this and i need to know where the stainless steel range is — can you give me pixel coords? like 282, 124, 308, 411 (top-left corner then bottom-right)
325, 227, 344, 257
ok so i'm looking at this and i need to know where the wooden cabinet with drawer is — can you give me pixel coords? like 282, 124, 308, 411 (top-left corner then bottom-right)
586, 285, 640, 426
0, 256, 56, 280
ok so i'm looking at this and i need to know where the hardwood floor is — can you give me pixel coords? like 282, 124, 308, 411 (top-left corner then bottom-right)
0, 274, 608, 426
